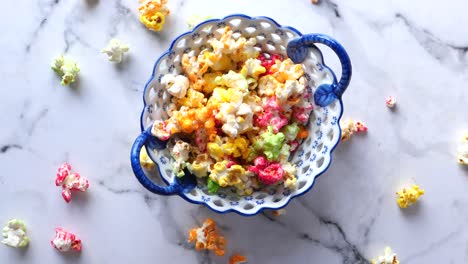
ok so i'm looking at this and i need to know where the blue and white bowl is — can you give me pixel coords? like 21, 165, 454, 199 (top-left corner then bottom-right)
130, 14, 352, 216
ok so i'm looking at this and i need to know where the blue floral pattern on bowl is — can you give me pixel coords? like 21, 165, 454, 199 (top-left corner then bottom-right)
130, 14, 351, 216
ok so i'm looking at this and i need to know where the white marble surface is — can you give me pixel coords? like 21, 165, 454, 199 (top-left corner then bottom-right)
1, 0, 468, 263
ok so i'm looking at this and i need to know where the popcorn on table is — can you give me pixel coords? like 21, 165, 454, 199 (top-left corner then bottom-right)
101, 39, 129, 63
396, 184, 424, 209
457, 133, 468, 165
371, 247, 399, 264
385, 96, 396, 108
188, 218, 226, 256
272, 209, 286, 217
187, 14, 213, 29
138, 0, 170, 32
229, 254, 248, 264
51, 228, 82, 252
340, 119, 367, 142
55, 163, 89, 203
51, 55, 80, 86
2, 219, 30, 248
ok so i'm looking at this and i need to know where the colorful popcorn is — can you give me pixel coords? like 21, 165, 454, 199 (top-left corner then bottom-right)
51, 55, 80, 86
272, 209, 286, 217
457, 133, 468, 165
101, 39, 129, 63
138, 0, 170, 32
396, 184, 425, 208
2, 219, 30, 248
385, 96, 396, 108
229, 254, 248, 264
151, 26, 311, 195
51, 228, 82, 252
340, 119, 367, 142
187, 14, 213, 29
188, 218, 226, 256
55, 163, 89, 203
371, 247, 399, 264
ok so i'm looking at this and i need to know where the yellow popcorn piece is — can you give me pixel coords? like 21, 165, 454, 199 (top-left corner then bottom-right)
209, 161, 246, 187
207, 136, 224, 161
202, 72, 222, 94
258, 75, 282, 97
396, 184, 425, 208
240, 58, 266, 79
223, 136, 250, 159
457, 133, 468, 165
138, 0, 170, 32
371, 247, 400, 264
140, 146, 155, 170
177, 88, 206, 108
188, 153, 213, 178
270, 58, 304, 83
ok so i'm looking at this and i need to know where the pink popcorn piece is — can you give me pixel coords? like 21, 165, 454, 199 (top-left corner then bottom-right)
385, 96, 397, 108
51, 228, 82, 252
248, 156, 284, 185
355, 121, 368, 133
55, 163, 89, 203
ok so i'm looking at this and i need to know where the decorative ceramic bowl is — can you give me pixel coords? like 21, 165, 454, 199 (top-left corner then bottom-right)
130, 14, 351, 216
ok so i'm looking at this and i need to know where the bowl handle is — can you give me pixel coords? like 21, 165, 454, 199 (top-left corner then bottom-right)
287, 34, 352, 107
130, 128, 196, 195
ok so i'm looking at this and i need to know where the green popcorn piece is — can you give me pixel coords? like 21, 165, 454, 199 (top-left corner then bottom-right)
282, 123, 300, 141
51, 55, 80, 86
187, 14, 213, 29
260, 126, 285, 161
207, 177, 220, 194
2, 219, 30, 248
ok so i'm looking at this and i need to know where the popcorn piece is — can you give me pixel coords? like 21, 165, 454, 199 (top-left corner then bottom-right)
55, 163, 89, 203
248, 156, 284, 185
241, 58, 266, 79
254, 126, 286, 161
187, 14, 213, 29
171, 140, 191, 177
138, 0, 170, 32
385, 96, 396, 108
396, 185, 425, 208
282, 123, 300, 141
2, 219, 30, 248
151, 120, 171, 140
51, 55, 80, 86
207, 177, 220, 194
188, 153, 213, 177
340, 119, 367, 142
161, 74, 189, 99
101, 39, 129, 63
209, 160, 246, 187
230, 254, 248, 264
311, 0, 319, 4
272, 209, 286, 217
188, 218, 226, 256
51, 228, 82, 252
457, 133, 468, 165
140, 146, 155, 170
371, 247, 400, 264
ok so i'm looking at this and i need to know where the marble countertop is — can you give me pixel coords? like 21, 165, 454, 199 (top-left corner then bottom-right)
1, 0, 468, 263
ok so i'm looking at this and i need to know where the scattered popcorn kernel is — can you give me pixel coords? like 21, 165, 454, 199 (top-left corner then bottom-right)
51, 55, 80, 86
188, 218, 226, 256
187, 14, 213, 29
138, 0, 170, 32
385, 96, 396, 108
140, 146, 155, 170
371, 247, 399, 264
396, 184, 424, 208
311, 0, 319, 4
55, 163, 89, 203
2, 219, 30, 248
101, 39, 129, 63
230, 254, 248, 264
51, 228, 82, 252
272, 209, 286, 217
340, 119, 367, 142
457, 133, 468, 165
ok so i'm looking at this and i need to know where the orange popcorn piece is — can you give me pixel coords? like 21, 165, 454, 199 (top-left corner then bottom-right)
230, 254, 248, 264
188, 218, 226, 256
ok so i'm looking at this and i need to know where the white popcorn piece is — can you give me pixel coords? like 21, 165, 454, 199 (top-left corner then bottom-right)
2, 219, 30, 248
101, 39, 129, 63
161, 74, 189, 99
385, 96, 396, 108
